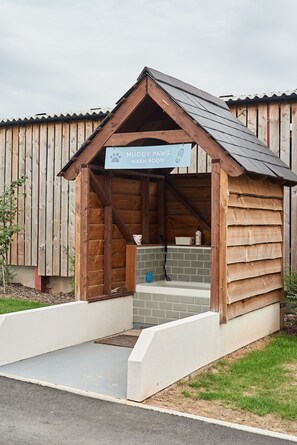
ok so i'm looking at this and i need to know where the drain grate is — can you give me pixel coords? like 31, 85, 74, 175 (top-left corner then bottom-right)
94, 334, 138, 348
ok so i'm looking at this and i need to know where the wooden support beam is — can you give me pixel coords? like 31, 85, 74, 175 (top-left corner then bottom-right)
211, 160, 228, 323
63, 77, 148, 180
142, 177, 150, 244
105, 129, 193, 146
165, 179, 211, 231
89, 164, 165, 180
89, 171, 135, 243
103, 174, 112, 295
158, 180, 165, 241
147, 77, 244, 178
126, 245, 137, 292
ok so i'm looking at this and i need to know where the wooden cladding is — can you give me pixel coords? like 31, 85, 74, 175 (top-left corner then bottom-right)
226, 175, 283, 320
165, 174, 211, 245
0, 118, 102, 277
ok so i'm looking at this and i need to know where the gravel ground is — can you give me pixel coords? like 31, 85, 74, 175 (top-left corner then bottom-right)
0, 283, 75, 305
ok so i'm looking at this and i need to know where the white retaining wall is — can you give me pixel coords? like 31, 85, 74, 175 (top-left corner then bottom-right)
0, 297, 133, 366
127, 303, 280, 401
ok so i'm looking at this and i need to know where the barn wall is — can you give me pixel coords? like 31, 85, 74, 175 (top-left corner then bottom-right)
226, 175, 283, 320
165, 174, 211, 245
0, 118, 103, 279
174, 100, 297, 272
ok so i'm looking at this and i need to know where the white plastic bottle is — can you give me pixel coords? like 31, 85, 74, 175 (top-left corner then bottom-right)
195, 228, 202, 245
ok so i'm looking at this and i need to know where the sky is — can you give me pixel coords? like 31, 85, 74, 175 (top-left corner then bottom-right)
0, 0, 296, 119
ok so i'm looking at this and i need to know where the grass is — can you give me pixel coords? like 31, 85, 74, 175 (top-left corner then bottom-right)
182, 335, 297, 420
0, 298, 48, 314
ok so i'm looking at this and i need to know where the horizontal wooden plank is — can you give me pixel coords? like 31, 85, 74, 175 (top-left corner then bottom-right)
112, 178, 141, 195
88, 255, 104, 271
228, 176, 283, 198
227, 226, 283, 247
112, 238, 126, 252
227, 258, 282, 283
166, 187, 211, 201
88, 270, 104, 286
111, 267, 126, 282
227, 273, 282, 303
89, 208, 104, 224
228, 194, 283, 210
106, 129, 193, 145
117, 209, 142, 224
88, 240, 104, 256
112, 194, 141, 210
227, 290, 282, 320
89, 192, 101, 208
112, 253, 126, 268
227, 242, 282, 264
89, 224, 104, 240
169, 175, 211, 188
227, 208, 282, 226
87, 284, 104, 299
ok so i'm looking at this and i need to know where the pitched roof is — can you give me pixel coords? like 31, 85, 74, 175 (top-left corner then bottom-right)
60, 67, 297, 185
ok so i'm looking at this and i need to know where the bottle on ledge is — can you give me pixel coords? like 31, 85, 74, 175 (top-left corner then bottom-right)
195, 228, 202, 246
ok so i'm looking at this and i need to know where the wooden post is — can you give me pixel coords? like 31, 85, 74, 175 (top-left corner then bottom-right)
126, 245, 137, 292
158, 179, 165, 241
103, 173, 112, 295
75, 166, 89, 300
142, 177, 150, 244
211, 160, 228, 323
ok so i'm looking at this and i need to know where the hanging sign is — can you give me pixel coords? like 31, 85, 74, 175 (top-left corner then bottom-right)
105, 143, 192, 169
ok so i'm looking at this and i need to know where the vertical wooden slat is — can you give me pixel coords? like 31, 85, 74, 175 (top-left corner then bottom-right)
38, 124, 48, 275
45, 124, 55, 275
75, 172, 82, 298
10, 127, 19, 265
17, 127, 26, 265
247, 106, 257, 136
197, 145, 207, 173
236, 106, 247, 125
24, 126, 33, 266
257, 104, 268, 145
291, 104, 297, 271
280, 103, 291, 272
0, 128, 5, 194
79, 166, 90, 300
141, 177, 150, 244
269, 103, 280, 156
31, 126, 39, 266
188, 145, 197, 173
126, 244, 137, 292
52, 123, 62, 275
60, 123, 70, 276
103, 174, 112, 295
68, 122, 77, 275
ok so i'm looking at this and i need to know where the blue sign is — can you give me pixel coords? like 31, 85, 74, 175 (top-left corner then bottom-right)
105, 143, 192, 169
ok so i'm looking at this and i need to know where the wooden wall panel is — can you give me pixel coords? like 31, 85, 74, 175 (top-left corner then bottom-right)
165, 174, 211, 245
226, 175, 283, 320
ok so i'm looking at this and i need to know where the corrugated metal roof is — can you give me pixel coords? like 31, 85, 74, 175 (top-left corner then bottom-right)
0, 108, 110, 127
60, 67, 297, 186
222, 89, 297, 105
140, 67, 297, 185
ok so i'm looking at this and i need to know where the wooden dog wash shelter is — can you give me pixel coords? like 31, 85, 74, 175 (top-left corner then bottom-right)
59, 67, 297, 325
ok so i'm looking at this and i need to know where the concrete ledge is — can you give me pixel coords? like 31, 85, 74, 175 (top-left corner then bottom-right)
0, 297, 133, 366
127, 303, 280, 401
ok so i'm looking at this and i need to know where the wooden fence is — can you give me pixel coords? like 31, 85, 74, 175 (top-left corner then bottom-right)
175, 99, 297, 272
0, 115, 104, 277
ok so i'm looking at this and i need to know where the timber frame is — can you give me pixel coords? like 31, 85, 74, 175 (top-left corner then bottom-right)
63, 67, 297, 324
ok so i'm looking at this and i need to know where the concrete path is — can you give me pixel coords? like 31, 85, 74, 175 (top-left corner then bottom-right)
0, 342, 131, 398
0, 377, 295, 445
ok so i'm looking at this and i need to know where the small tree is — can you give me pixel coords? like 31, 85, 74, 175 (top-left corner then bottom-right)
0, 176, 26, 293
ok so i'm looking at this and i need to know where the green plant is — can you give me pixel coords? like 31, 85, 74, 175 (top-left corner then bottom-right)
0, 176, 26, 293
285, 272, 297, 317
70, 254, 75, 294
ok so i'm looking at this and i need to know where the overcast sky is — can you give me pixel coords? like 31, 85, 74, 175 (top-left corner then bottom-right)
0, 0, 296, 119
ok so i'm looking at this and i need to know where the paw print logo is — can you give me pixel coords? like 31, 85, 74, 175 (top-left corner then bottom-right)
110, 152, 121, 163
175, 148, 185, 163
